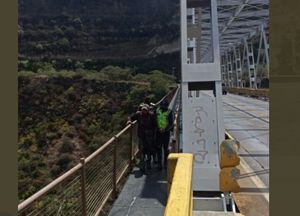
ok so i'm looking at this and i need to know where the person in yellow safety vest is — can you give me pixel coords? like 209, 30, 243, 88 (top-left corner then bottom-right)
155, 100, 174, 170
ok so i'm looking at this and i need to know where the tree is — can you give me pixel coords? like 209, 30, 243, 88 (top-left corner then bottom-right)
35, 43, 44, 53
18, 25, 24, 36
100, 66, 133, 80
57, 38, 70, 51
54, 26, 64, 36
72, 17, 83, 30
75, 61, 84, 69
65, 26, 76, 37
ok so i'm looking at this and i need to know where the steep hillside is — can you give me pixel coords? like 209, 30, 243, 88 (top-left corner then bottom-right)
18, 0, 180, 59
18, 67, 175, 201
18, 0, 180, 201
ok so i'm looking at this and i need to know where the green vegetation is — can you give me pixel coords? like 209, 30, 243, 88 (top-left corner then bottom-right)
18, 52, 181, 81
19, 0, 179, 59
18, 0, 181, 81
18, 0, 179, 204
18, 66, 175, 201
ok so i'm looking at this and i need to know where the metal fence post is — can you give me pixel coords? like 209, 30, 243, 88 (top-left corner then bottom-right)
80, 158, 87, 216
129, 123, 133, 171
176, 107, 180, 153
113, 137, 117, 198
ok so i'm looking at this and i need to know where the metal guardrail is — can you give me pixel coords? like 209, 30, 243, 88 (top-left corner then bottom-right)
18, 86, 179, 216
165, 153, 194, 216
169, 86, 181, 153
18, 122, 138, 216
226, 87, 269, 99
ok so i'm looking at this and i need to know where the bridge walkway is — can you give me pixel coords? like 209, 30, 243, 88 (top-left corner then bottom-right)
108, 87, 181, 216
108, 167, 167, 216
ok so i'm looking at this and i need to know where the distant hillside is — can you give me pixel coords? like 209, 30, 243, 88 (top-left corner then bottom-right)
18, 67, 176, 201
18, 0, 180, 59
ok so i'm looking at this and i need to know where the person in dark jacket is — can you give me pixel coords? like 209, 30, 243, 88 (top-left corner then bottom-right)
127, 104, 156, 173
138, 96, 157, 164
138, 96, 156, 112
155, 100, 174, 170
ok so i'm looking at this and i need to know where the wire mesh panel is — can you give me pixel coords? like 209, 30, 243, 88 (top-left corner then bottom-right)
85, 144, 114, 215
19, 167, 83, 216
18, 125, 136, 216
116, 128, 131, 182
132, 123, 139, 157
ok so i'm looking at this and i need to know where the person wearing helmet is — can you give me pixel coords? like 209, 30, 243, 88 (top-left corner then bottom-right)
127, 104, 156, 173
136, 96, 157, 165
155, 100, 174, 170
138, 96, 156, 112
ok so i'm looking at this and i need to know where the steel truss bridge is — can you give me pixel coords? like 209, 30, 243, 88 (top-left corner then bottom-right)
198, 0, 269, 88
18, 1, 269, 215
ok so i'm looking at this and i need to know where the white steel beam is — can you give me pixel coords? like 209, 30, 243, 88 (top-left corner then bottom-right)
181, 0, 224, 192
244, 38, 257, 89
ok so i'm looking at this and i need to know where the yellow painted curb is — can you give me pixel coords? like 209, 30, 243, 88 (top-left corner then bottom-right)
165, 153, 194, 216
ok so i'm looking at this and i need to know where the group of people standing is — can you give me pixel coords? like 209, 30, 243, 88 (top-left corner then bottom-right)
127, 96, 174, 173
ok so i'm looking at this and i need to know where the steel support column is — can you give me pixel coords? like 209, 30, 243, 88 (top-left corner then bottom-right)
261, 25, 270, 78
181, 0, 224, 191
231, 48, 237, 87
256, 24, 270, 86
221, 56, 226, 85
227, 51, 233, 87
244, 39, 257, 89
233, 47, 242, 88
225, 52, 230, 87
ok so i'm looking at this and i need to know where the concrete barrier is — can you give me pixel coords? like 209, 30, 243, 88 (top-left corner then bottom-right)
165, 153, 194, 216
220, 139, 240, 169
219, 133, 241, 193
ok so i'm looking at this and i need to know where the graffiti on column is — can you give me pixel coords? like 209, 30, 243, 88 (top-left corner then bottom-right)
192, 106, 208, 164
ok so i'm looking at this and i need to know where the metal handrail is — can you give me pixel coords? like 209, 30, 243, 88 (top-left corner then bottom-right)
18, 124, 138, 215
18, 86, 179, 216
169, 86, 181, 153
18, 123, 137, 214
18, 163, 83, 212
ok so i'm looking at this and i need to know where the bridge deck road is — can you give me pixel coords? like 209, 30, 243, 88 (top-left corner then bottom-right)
108, 167, 167, 216
222, 93, 269, 215
223, 93, 269, 188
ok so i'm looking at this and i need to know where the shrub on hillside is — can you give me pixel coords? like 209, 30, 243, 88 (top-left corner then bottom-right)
60, 136, 74, 153
100, 66, 133, 80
